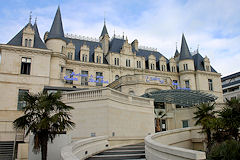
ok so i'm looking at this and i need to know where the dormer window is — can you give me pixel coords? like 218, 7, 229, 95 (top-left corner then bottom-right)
126, 59, 130, 67
161, 65, 166, 71
150, 63, 155, 70
68, 52, 73, 60
24, 39, 32, 47
25, 39, 28, 47
28, 39, 32, 47
82, 54, 87, 62
96, 56, 101, 63
206, 65, 210, 71
171, 66, 176, 72
183, 64, 188, 71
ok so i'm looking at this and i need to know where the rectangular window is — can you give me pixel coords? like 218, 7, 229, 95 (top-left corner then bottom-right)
173, 80, 178, 89
81, 70, 88, 86
21, 57, 31, 75
114, 58, 117, 65
17, 89, 29, 110
185, 80, 190, 88
66, 69, 73, 84
208, 79, 213, 91
182, 120, 189, 128
154, 102, 165, 109
183, 64, 188, 71
126, 59, 130, 67
137, 61, 141, 68
161, 119, 166, 131
96, 72, 103, 86
117, 58, 119, 65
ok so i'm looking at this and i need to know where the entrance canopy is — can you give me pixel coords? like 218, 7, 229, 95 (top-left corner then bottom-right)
141, 89, 218, 107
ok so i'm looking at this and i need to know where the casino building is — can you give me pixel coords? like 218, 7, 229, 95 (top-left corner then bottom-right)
0, 6, 224, 159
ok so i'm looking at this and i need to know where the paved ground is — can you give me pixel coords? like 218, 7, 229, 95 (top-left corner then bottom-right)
86, 143, 146, 160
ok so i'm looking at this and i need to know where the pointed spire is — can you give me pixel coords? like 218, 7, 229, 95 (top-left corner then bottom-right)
100, 19, 109, 38
179, 34, 193, 60
48, 6, 64, 40
33, 22, 48, 49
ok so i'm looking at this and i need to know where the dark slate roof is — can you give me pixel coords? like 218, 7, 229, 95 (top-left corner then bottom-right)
109, 37, 165, 61
174, 49, 180, 57
65, 38, 108, 64
46, 6, 65, 41
221, 72, 240, 81
100, 23, 108, 37
33, 23, 47, 49
136, 49, 164, 61
109, 38, 125, 53
179, 34, 193, 60
192, 53, 217, 73
7, 23, 47, 49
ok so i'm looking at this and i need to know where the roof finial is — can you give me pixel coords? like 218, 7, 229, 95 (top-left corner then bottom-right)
197, 44, 199, 53
35, 17, 37, 24
104, 11, 106, 25
29, 11, 32, 24
176, 42, 178, 50
123, 32, 124, 39
114, 29, 115, 37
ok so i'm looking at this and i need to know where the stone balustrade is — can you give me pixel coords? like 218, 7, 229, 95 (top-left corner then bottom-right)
61, 136, 109, 160
62, 87, 153, 107
145, 127, 206, 160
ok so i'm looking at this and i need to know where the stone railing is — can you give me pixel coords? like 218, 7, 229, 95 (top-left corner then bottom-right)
145, 127, 206, 160
61, 136, 109, 160
62, 87, 153, 107
108, 74, 173, 90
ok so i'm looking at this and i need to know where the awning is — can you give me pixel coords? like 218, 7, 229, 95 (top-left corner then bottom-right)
141, 89, 218, 107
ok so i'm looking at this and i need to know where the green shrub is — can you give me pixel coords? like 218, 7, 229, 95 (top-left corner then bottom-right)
208, 140, 240, 160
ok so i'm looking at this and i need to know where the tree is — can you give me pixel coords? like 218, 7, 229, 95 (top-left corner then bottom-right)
194, 103, 216, 154
13, 91, 75, 160
208, 139, 240, 160
154, 109, 166, 132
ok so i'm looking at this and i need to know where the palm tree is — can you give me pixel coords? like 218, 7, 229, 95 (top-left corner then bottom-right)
154, 109, 166, 132
13, 91, 75, 160
219, 98, 240, 141
194, 103, 216, 154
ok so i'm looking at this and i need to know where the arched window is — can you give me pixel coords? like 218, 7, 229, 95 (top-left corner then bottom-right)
25, 39, 28, 47
115, 75, 119, 80
129, 90, 135, 96
28, 39, 32, 47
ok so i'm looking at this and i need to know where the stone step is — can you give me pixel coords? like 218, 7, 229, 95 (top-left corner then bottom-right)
86, 143, 145, 160
88, 153, 145, 160
98, 150, 144, 155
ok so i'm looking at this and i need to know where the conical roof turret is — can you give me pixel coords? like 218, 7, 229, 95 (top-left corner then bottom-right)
179, 34, 192, 60
100, 21, 109, 38
47, 6, 65, 40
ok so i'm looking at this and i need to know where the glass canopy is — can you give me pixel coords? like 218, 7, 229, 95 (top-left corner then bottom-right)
141, 89, 218, 107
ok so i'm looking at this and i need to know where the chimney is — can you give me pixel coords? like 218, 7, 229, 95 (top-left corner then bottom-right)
131, 39, 138, 51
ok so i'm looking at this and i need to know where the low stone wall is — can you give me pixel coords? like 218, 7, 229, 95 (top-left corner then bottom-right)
61, 136, 109, 160
145, 127, 206, 160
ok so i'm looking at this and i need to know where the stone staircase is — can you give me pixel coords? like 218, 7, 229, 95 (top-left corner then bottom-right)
0, 141, 14, 160
87, 143, 145, 160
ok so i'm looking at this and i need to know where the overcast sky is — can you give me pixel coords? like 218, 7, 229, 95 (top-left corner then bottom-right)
0, 0, 239, 77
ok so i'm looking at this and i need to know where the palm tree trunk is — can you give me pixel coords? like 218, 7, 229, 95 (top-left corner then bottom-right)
155, 118, 161, 132
41, 133, 48, 160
